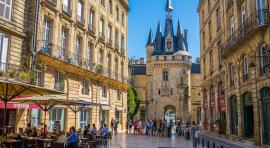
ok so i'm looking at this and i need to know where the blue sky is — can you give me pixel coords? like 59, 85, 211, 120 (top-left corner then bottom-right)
128, 0, 200, 62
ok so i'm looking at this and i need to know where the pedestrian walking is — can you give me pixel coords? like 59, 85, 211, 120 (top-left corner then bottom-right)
191, 121, 199, 148
110, 118, 114, 135
114, 119, 118, 135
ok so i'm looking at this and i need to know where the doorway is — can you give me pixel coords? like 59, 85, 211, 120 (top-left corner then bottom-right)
261, 88, 270, 145
243, 92, 254, 138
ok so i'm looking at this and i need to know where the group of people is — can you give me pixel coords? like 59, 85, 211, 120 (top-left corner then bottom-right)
127, 119, 175, 137
126, 119, 200, 148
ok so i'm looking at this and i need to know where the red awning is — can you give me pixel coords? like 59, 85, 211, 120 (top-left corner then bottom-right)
0, 103, 40, 109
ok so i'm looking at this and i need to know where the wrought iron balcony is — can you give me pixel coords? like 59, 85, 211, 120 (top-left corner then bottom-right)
0, 62, 43, 87
222, 10, 270, 57
37, 41, 128, 83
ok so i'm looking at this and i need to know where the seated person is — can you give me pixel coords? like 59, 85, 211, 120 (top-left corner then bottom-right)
24, 123, 32, 136
57, 131, 67, 144
91, 124, 97, 134
31, 127, 38, 137
40, 124, 48, 137
67, 127, 78, 145
101, 124, 109, 137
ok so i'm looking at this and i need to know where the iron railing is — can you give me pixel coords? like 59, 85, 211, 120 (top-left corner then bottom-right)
0, 62, 43, 87
37, 41, 128, 83
223, 10, 270, 57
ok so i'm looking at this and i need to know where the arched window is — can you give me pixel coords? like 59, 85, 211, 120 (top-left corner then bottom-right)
243, 55, 249, 81
163, 70, 169, 81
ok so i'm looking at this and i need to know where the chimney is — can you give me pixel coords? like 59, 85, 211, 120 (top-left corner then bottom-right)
140, 58, 145, 64
184, 29, 188, 50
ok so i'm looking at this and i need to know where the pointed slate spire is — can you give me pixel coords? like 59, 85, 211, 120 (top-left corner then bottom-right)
165, 0, 173, 12
176, 20, 186, 51
155, 22, 163, 51
146, 29, 154, 46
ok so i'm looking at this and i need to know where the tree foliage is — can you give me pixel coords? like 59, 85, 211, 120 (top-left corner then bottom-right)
127, 86, 140, 119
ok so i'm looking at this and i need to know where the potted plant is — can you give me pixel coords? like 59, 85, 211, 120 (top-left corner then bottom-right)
19, 70, 37, 84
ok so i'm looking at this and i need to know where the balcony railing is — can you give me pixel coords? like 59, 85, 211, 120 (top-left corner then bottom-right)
0, 62, 43, 87
37, 41, 128, 83
222, 10, 270, 57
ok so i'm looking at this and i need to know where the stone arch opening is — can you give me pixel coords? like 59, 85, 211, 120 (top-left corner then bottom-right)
242, 92, 254, 138
164, 105, 176, 122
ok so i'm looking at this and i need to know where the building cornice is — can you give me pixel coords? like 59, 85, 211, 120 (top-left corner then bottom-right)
119, 0, 129, 11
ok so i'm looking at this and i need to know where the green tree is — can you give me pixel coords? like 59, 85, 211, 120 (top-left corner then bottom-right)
127, 86, 140, 119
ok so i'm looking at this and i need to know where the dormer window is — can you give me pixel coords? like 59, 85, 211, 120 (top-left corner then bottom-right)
167, 40, 172, 50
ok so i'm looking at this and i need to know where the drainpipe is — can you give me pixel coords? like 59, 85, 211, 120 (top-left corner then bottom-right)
31, 0, 40, 70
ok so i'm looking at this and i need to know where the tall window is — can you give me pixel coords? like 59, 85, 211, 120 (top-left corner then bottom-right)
260, 46, 266, 75
0, 0, 12, 20
62, 0, 70, 14
107, 24, 112, 42
61, 28, 68, 56
121, 35, 125, 50
121, 13, 125, 26
49, 108, 65, 131
116, 6, 119, 21
79, 109, 89, 129
99, 16, 104, 36
98, 49, 103, 65
208, 21, 212, 41
230, 64, 235, 86
243, 55, 249, 81
230, 17, 235, 35
114, 58, 118, 80
54, 71, 64, 91
88, 43, 93, 64
107, 54, 111, 77
75, 37, 81, 64
210, 50, 213, 73
241, 3, 246, 24
163, 70, 169, 81
218, 42, 222, 67
120, 62, 124, 81
89, 9, 95, 31
0, 33, 9, 68
102, 85, 107, 98
77, 0, 83, 22
202, 10, 205, 24
42, 17, 51, 47
81, 79, 89, 95
216, 8, 221, 29
115, 30, 119, 48
108, 0, 112, 14
203, 57, 206, 79
202, 31, 205, 49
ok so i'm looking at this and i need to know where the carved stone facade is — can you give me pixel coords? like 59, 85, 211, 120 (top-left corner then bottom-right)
198, 0, 270, 146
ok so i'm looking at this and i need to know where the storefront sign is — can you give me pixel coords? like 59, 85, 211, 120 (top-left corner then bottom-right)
0, 103, 40, 109
218, 96, 226, 107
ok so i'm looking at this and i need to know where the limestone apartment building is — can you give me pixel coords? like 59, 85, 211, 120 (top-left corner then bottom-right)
198, 0, 270, 146
0, 0, 129, 133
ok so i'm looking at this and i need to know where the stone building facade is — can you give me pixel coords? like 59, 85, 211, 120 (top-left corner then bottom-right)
0, 0, 129, 133
130, 0, 201, 124
198, 0, 270, 146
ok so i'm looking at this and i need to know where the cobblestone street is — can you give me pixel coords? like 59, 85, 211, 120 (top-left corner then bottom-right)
110, 134, 193, 148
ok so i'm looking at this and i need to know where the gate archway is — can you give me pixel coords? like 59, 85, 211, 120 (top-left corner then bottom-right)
164, 105, 176, 122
